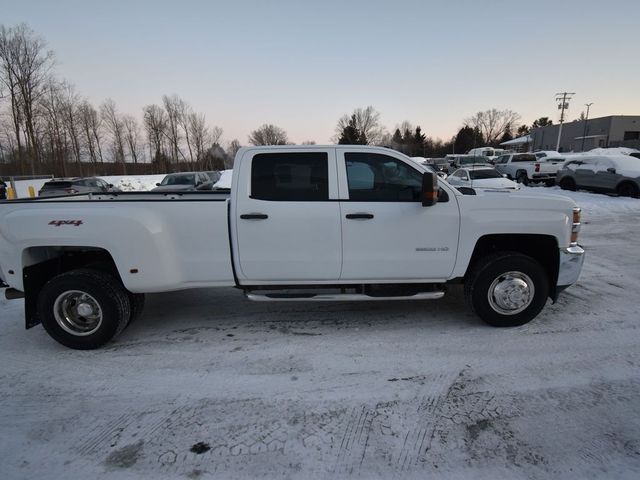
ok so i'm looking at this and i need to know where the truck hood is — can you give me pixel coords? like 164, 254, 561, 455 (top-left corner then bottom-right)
458, 187, 577, 208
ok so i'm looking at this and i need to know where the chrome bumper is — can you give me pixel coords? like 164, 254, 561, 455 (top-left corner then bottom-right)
557, 245, 585, 287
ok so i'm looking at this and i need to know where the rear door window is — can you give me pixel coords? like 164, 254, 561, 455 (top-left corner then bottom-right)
251, 152, 329, 201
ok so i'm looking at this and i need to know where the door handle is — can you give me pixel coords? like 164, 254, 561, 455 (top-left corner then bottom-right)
240, 213, 268, 220
345, 213, 374, 220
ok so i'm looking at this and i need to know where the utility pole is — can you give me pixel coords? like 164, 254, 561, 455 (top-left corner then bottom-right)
580, 102, 594, 152
555, 92, 575, 152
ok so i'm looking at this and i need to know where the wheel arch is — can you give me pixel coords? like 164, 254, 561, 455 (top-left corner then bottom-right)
21, 246, 123, 329
464, 234, 559, 300
616, 180, 639, 197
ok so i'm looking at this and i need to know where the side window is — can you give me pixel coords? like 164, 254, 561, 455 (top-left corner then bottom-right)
251, 152, 329, 201
345, 152, 423, 202
497, 155, 509, 164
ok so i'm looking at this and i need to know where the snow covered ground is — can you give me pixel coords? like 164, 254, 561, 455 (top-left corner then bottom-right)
1, 188, 639, 479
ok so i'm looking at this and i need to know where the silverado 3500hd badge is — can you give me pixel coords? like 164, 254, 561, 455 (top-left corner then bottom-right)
49, 220, 83, 227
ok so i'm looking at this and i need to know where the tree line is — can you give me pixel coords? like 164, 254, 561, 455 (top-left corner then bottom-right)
1, 23, 556, 178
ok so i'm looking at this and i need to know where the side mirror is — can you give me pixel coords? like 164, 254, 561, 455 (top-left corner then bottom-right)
156, 183, 161, 186
607, 167, 616, 174
502, 174, 507, 178
108, 183, 114, 188
422, 172, 439, 207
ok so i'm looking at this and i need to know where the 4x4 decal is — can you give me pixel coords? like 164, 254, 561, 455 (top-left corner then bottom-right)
48, 220, 83, 227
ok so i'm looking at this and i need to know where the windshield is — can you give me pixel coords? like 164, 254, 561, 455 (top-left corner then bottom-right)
469, 169, 502, 180
161, 174, 195, 186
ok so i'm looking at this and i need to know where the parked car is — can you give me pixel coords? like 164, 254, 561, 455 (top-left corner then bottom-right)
38, 177, 119, 197
152, 172, 213, 192
447, 155, 492, 174
494, 153, 563, 186
467, 147, 509, 163
556, 155, 640, 197
447, 166, 520, 190
423, 164, 448, 180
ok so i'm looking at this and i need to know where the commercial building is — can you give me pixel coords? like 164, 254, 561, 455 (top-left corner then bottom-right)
528, 115, 640, 152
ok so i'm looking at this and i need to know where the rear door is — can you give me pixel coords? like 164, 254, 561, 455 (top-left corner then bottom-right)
233, 149, 342, 282
337, 149, 459, 281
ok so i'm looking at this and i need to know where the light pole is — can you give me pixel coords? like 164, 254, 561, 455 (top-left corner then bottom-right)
581, 102, 593, 152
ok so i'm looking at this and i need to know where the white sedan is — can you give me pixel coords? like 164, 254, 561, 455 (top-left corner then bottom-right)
447, 166, 520, 190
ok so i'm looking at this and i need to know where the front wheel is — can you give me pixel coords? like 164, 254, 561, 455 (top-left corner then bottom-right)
464, 252, 549, 327
37, 269, 131, 349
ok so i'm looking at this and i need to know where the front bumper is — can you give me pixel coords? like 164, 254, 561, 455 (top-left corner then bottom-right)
557, 245, 585, 287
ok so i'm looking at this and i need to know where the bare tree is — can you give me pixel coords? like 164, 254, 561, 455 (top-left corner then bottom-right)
122, 114, 141, 164
38, 79, 68, 176
59, 82, 83, 175
174, 97, 195, 168
464, 109, 521, 146
0, 24, 54, 173
100, 98, 126, 173
226, 139, 241, 168
78, 100, 102, 165
334, 106, 384, 145
143, 104, 167, 169
162, 94, 183, 166
248, 123, 288, 146
187, 112, 209, 169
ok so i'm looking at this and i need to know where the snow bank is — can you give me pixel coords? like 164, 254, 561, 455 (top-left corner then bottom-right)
568, 147, 640, 156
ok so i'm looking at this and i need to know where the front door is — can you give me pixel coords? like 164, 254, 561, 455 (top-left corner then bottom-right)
234, 149, 342, 282
337, 149, 460, 281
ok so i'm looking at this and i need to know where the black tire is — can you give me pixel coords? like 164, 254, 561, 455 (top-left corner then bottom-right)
464, 252, 549, 327
617, 182, 639, 198
516, 172, 529, 186
37, 269, 131, 349
559, 177, 576, 191
128, 293, 146, 324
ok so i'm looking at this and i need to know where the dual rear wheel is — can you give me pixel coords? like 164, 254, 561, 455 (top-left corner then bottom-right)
38, 269, 144, 350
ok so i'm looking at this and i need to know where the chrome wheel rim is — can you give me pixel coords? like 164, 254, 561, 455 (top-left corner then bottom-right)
487, 271, 534, 316
53, 290, 103, 336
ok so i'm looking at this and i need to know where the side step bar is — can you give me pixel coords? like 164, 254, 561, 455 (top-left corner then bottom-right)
246, 291, 445, 302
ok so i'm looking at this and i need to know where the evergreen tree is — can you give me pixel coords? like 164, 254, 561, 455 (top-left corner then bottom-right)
531, 117, 553, 129
453, 126, 477, 153
499, 124, 514, 144
517, 125, 530, 137
338, 114, 365, 144
411, 126, 426, 156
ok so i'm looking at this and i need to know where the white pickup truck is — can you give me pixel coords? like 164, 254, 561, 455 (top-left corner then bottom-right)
494, 153, 564, 186
0, 146, 585, 349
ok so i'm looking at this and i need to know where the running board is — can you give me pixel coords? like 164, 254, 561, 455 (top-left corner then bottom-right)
245, 291, 445, 302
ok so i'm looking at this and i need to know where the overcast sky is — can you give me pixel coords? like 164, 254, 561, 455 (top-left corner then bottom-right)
2, 0, 639, 145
